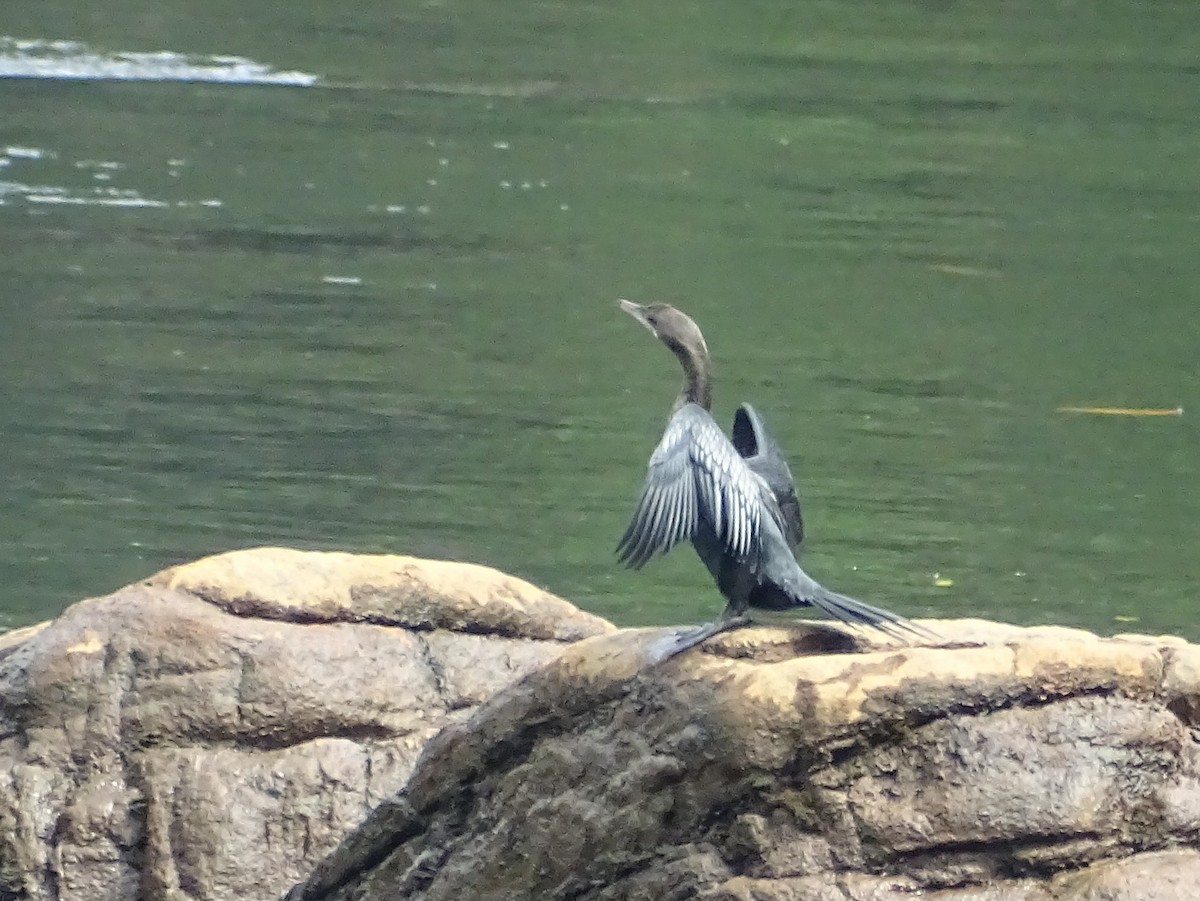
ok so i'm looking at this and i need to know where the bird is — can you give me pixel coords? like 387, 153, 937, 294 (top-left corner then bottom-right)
614, 299, 925, 659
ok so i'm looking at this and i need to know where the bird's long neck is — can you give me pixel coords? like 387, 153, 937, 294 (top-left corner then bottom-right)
669, 342, 712, 414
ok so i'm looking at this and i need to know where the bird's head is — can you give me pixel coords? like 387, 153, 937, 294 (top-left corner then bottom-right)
618, 299, 710, 359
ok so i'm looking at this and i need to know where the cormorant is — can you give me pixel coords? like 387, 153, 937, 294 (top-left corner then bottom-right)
615, 299, 924, 658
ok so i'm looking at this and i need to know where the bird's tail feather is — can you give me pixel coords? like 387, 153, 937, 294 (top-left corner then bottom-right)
809, 587, 934, 641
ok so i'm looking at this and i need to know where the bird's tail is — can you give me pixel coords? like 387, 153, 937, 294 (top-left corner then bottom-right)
808, 586, 934, 642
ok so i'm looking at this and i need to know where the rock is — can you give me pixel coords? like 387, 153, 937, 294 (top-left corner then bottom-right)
0, 547, 612, 901
286, 620, 1200, 901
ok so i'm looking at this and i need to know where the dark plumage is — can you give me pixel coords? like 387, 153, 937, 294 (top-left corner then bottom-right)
615, 299, 924, 658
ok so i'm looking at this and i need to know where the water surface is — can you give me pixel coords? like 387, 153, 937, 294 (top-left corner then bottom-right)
2, 1, 1198, 637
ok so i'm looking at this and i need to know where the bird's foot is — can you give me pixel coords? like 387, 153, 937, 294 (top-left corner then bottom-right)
715, 613, 750, 631
644, 615, 751, 665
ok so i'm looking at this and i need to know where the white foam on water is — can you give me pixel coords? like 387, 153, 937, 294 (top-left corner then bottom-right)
0, 37, 319, 86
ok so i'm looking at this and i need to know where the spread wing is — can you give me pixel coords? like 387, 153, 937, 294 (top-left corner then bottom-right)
617, 403, 765, 570
731, 403, 804, 549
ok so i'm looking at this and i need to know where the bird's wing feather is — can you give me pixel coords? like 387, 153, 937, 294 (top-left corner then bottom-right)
617, 404, 764, 569
731, 403, 804, 548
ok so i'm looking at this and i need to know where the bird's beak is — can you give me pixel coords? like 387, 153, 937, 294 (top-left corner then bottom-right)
618, 298, 657, 337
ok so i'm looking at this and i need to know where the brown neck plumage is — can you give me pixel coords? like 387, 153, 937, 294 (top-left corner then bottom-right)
669, 339, 712, 414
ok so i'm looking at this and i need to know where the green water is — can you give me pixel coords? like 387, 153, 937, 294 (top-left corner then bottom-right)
2, 1, 1198, 636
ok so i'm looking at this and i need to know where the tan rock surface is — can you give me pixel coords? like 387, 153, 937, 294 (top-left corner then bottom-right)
287, 620, 1200, 901
0, 547, 611, 901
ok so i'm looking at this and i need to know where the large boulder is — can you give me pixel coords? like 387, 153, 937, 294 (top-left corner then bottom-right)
287, 620, 1200, 901
0, 548, 612, 901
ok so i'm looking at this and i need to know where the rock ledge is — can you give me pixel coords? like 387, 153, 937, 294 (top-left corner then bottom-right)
288, 619, 1200, 901
0, 547, 610, 901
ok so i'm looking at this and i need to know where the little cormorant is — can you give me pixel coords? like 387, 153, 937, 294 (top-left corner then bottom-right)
615, 299, 924, 657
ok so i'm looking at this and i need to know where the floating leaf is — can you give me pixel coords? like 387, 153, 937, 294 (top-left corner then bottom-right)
1058, 406, 1182, 417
